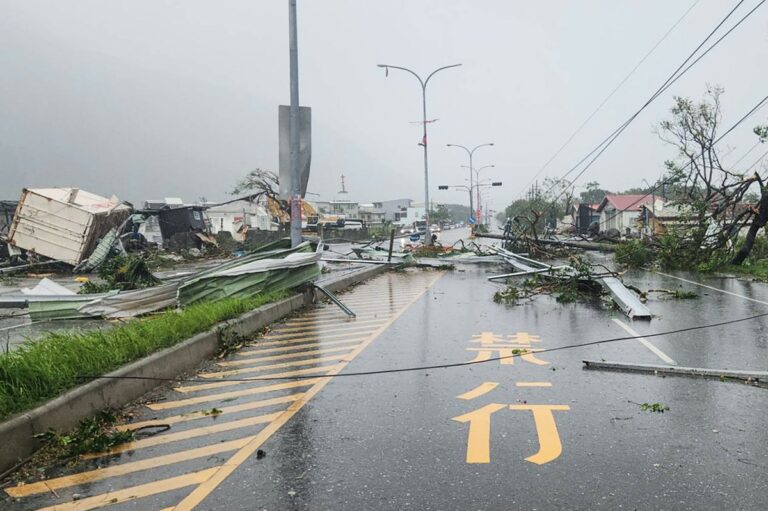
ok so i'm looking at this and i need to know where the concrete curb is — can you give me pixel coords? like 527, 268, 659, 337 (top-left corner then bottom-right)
0, 264, 388, 474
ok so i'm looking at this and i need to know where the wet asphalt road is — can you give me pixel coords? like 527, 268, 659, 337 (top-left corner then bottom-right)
4, 250, 768, 510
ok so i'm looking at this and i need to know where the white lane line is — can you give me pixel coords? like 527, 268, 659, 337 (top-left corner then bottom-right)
612, 318, 677, 365
655, 271, 768, 306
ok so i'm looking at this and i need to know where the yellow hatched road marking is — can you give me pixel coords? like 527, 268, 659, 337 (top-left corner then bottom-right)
201, 355, 346, 378
81, 412, 281, 460
147, 379, 321, 411
330, 292, 422, 304
237, 337, 363, 354
290, 308, 400, 323
267, 319, 387, 336
173, 364, 341, 393
300, 301, 411, 316
515, 382, 553, 388
219, 345, 357, 366
116, 394, 303, 431
172, 272, 444, 510
250, 327, 374, 348
6, 438, 253, 497
304, 300, 411, 313
258, 323, 381, 340
281, 311, 394, 326
33, 467, 218, 511
310, 296, 411, 314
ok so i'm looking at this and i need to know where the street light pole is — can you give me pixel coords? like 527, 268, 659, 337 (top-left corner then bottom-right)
378, 63, 461, 245
447, 143, 493, 230
288, 0, 302, 247
463, 164, 494, 228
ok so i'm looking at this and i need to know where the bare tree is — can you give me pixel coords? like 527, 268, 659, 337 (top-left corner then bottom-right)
659, 87, 767, 264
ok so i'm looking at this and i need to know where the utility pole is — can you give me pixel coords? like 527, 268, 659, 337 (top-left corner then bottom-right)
288, 0, 302, 247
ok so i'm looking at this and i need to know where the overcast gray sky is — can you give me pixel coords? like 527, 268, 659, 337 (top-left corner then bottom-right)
2, 0, 767, 214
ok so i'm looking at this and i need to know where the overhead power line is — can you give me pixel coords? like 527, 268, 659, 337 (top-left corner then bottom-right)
517, 0, 701, 199
543, 0, 765, 202
557, 0, 766, 199
597, 92, 768, 228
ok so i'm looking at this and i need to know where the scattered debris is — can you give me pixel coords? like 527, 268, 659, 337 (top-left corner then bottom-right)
638, 402, 670, 413
600, 277, 652, 319
33, 409, 134, 457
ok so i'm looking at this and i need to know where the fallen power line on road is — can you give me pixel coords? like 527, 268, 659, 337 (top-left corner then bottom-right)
77, 309, 768, 385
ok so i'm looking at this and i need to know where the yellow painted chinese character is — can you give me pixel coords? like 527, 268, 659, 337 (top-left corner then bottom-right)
452, 383, 569, 465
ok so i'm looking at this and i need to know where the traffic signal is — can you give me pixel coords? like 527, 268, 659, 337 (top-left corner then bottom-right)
438, 185, 449, 190
492, 182, 502, 187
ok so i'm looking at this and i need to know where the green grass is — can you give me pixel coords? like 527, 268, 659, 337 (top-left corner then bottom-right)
0, 291, 288, 421
718, 260, 768, 281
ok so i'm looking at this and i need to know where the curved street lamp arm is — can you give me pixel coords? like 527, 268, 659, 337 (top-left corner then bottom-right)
469, 142, 495, 156
377, 64, 425, 88
447, 143, 471, 156
424, 63, 462, 87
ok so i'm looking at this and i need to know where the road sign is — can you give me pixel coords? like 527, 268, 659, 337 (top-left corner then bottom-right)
409, 233, 421, 242
468, 216, 476, 225
278, 105, 312, 200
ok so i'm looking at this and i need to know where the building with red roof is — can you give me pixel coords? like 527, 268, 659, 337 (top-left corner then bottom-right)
596, 194, 656, 233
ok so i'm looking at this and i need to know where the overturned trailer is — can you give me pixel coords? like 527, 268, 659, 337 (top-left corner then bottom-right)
6, 188, 132, 266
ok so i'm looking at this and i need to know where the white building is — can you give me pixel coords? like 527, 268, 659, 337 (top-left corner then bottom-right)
399, 203, 426, 226
206, 199, 274, 240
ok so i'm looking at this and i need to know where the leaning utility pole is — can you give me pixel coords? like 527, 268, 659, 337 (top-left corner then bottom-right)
288, 0, 302, 247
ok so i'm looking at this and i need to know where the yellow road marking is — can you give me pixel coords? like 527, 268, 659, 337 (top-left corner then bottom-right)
237, 336, 364, 353
6, 438, 252, 497
509, 404, 570, 465
201, 355, 346, 378
147, 379, 321, 411
33, 468, 218, 511
452, 403, 507, 463
172, 272, 444, 510
254, 324, 380, 343
82, 412, 281, 459
174, 364, 341, 393
265, 322, 387, 338
300, 302, 410, 317
281, 312, 394, 326
515, 382, 553, 388
333, 292, 423, 304
457, 382, 499, 400
269, 317, 387, 333
219, 345, 357, 366
249, 328, 374, 348
116, 394, 303, 431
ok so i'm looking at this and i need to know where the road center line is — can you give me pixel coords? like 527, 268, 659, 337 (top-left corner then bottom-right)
612, 318, 677, 365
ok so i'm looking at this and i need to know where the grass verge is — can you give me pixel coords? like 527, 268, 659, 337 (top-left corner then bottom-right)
0, 291, 288, 421
716, 260, 768, 281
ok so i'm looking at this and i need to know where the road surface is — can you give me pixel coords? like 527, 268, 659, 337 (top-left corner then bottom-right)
3, 260, 768, 510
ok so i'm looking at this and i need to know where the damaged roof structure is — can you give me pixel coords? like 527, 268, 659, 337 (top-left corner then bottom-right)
6, 188, 132, 266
